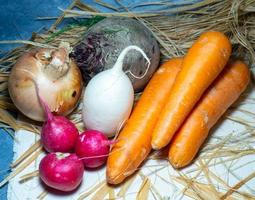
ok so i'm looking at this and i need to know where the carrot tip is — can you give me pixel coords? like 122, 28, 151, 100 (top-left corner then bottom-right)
169, 160, 182, 169
106, 173, 122, 185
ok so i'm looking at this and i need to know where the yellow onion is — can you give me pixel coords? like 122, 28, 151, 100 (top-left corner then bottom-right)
8, 43, 83, 121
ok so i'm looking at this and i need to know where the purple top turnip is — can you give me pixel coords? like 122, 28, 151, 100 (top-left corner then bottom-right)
71, 17, 160, 92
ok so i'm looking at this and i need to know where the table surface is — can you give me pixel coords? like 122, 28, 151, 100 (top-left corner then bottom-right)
0, 0, 191, 199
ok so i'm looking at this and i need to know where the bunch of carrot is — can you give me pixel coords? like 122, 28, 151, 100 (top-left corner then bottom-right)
106, 31, 250, 185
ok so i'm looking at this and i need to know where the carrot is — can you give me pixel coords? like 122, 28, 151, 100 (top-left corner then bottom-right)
106, 58, 183, 184
151, 31, 232, 150
168, 60, 250, 168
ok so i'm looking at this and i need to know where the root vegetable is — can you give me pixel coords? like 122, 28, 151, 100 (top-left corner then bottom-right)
151, 31, 232, 150
8, 43, 82, 121
71, 17, 160, 92
39, 153, 84, 192
168, 60, 250, 168
82, 45, 150, 137
107, 58, 183, 184
75, 130, 112, 168
39, 93, 79, 153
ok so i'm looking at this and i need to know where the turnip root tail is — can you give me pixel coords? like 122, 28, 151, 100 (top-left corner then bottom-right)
113, 45, 151, 79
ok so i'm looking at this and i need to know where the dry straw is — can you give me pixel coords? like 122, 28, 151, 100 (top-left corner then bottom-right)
0, 0, 255, 199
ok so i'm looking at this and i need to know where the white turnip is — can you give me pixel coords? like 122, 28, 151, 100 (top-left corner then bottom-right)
82, 45, 150, 137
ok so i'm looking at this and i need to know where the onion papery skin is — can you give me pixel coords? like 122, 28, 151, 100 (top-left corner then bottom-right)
8, 48, 83, 121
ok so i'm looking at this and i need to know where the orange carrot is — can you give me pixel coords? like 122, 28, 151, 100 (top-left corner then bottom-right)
106, 58, 183, 184
151, 31, 232, 150
168, 60, 250, 168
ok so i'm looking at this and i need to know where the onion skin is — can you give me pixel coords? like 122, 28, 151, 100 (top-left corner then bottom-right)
8, 47, 83, 121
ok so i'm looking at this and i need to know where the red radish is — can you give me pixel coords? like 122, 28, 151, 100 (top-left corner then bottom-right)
75, 130, 112, 168
39, 91, 79, 153
39, 153, 84, 192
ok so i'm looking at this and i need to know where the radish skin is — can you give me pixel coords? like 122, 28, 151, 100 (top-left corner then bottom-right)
75, 130, 112, 168
39, 153, 84, 192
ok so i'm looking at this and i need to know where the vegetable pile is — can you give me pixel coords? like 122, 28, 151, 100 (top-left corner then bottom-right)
7, 16, 251, 193
107, 31, 250, 184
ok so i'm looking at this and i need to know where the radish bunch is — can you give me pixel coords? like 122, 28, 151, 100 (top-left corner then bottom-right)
38, 91, 113, 192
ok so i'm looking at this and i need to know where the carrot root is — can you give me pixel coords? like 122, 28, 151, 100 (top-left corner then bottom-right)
106, 58, 183, 184
168, 60, 250, 168
151, 31, 232, 150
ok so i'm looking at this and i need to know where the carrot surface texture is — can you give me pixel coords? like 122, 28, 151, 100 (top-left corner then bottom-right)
106, 58, 183, 184
168, 60, 250, 168
151, 31, 232, 150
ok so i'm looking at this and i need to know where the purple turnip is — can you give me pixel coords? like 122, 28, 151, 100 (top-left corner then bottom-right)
71, 17, 160, 92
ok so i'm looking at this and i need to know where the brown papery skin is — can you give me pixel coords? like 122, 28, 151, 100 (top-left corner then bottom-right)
151, 31, 232, 150
8, 48, 82, 121
107, 58, 183, 185
168, 60, 250, 168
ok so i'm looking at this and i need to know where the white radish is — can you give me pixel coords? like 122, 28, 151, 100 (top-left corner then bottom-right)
82, 45, 150, 137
